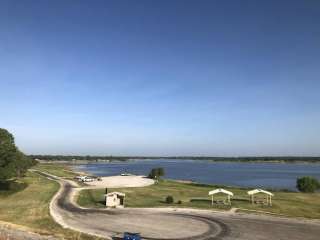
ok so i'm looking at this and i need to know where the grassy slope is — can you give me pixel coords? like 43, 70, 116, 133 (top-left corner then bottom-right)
0, 165, 102, 240
32, 163, 77, 178
77, 180, 320, 219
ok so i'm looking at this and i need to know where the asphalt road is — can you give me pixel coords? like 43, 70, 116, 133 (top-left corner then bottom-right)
36, 171, 320, 240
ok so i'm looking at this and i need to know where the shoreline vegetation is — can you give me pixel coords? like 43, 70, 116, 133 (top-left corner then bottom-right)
30, 155, 320, 164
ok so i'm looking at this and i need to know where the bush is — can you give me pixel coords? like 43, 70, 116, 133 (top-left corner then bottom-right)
177, 200, 182, 204
0, 180, 27, 192
296, 176, 320, 193
165, 195, 174, 204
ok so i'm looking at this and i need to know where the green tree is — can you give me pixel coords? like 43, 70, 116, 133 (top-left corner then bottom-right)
158, 167, 165, 177
148, 168, 157, 179
0, 128, 36, 181
296, 176, 320, 193
148, 167, 165, 179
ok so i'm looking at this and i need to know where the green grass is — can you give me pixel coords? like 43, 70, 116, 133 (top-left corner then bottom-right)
77, 179, 320, 219
32, 163, 77, 178
0, 164, 102, 240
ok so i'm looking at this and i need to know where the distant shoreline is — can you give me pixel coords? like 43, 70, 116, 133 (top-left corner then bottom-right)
34, 157, 320, 165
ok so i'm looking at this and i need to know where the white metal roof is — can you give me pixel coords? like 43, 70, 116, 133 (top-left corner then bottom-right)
208, 188, 234, 196
247, 189, 274, 196
105, 192, 126, 197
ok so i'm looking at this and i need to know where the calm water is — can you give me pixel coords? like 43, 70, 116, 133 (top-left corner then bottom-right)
73, 159, 320, 190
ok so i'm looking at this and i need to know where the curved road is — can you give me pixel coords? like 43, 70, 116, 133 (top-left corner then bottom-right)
36, 171, 320, 240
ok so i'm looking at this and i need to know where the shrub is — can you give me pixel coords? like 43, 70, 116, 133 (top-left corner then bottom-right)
165, 195, 174, 204
296, 176, 320, 193
177, 200, 182, 204
0, 180, 27, 192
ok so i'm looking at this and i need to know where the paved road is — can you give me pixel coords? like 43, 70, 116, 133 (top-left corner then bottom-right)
36, 171, 320, 240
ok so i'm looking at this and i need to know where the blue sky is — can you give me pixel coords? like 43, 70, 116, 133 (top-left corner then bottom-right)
1, 0, 319, 156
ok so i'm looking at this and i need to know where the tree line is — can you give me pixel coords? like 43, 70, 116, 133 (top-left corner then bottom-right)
29, 155, 320, 163
29, 155, 129, 161
0, 128, 36, 181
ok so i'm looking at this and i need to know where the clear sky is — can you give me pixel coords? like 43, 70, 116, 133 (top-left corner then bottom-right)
1, 0, 319, 156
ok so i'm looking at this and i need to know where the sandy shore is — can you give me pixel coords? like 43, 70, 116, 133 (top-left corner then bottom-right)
84, 175, 155, 188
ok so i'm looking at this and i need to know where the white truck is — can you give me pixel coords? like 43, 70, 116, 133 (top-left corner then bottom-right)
75, 175, 95, 182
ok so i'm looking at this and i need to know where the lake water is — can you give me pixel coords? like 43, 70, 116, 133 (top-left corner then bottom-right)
73, 159, 320, 190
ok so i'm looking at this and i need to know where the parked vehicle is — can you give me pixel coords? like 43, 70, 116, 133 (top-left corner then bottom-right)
75, 176, 95, 182
123, 232, 141, 240
82, 176, 95, 182
74, 175, 84, 180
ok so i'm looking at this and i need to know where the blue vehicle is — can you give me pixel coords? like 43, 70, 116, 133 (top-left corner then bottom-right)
123, 232, 141, 240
